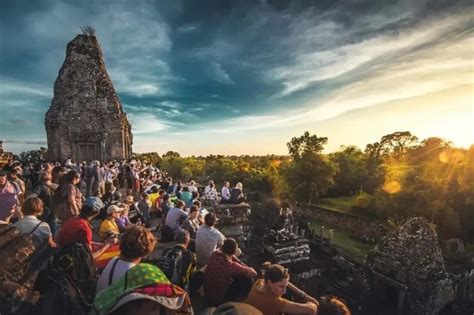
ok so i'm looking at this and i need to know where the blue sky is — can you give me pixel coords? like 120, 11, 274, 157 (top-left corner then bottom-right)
0, 0, 473, 155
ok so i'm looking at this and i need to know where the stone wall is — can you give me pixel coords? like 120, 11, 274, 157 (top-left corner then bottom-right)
298, 205, 387, 243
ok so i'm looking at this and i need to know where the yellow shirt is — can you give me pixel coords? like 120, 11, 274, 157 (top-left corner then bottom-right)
148, 193, 159, 207
245, 279, 289, 315
99, 218, 119, 239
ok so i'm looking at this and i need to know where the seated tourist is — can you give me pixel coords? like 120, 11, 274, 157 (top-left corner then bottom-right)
180, 186, 193, 208
275, 201, 294, 230
94, 263, 193, 315
188, 179, 198, 194
245, 263, 318, 315
204, 238, 257, 306
137, 192, 151, 225
58, 204, 117, 260
165, 230, 197, 289
165, 200, 188, 236
96, 225, 156, 293
99, 204, 123, 240
195, 212, 226, 267
182, 205, 201, 238
161, 193, 172, 219
123, 194, 145, 225
115, 205, 133, 232
152, 189, 166, 219
204, 180, 219, 207
102, 185, 121, 205
221, 181, 231, 203
175, 180, 183, 199
14, 196, 56, 247
166, 177, 176, 195
147, 185, 160, 210
228, 182, 245, 204
193, 200, 207, 224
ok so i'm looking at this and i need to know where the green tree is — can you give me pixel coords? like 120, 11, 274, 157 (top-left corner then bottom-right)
364, 142, 386, 193
284, 132, 336, 204
17, 147, 48, 164
287, 131, 327, 160
329, 146, 369, 195
380, 131, 419, 160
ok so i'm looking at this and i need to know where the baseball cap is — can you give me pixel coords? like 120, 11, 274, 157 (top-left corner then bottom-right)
84, 196, 105, 212
107, 204, 124, 215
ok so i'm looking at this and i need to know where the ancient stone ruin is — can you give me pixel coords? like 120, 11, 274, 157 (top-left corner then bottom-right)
45, 30, 132, 162
369, 217, 455, 314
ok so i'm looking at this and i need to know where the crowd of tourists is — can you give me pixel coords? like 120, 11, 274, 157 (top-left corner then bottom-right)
0, 157, 351, 315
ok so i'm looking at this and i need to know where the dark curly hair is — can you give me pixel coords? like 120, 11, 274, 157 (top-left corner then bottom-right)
120, 225, 157, 260
318, 295, 351, 315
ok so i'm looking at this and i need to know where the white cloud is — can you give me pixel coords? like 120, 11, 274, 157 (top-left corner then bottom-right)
269, 10, 472, 96
128, 112, 169, 135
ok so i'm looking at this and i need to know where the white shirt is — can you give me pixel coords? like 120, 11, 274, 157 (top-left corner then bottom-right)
188, 185, 198, 193
96, 257, 136, 293
221, 186, 230, 200
195, 225, 225, 267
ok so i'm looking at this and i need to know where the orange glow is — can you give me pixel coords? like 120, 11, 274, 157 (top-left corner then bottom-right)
383, 180, 401, 194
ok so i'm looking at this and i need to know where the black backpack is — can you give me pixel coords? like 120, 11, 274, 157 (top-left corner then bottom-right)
0, 224, 55, 315
155, 246, 183, 285
160, 225, 175, 242
52, 242, 97, 302
34, 268, 91, 315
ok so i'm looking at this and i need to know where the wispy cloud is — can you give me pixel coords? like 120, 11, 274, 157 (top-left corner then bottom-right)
268, 10, 473, 97
209, 62, 234, 84
0, 77, 52, 100
4, 139, 47, 145
128, 112, 170, 135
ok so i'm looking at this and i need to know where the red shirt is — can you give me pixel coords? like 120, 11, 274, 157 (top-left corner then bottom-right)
58, 216, 92, 248
204, 251, 255, 306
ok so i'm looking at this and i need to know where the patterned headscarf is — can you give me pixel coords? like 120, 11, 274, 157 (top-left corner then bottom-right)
94, 263, 192, 315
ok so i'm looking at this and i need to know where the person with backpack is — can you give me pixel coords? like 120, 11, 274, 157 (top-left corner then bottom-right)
14, 196, 56, 247
96, 225, 157, 293
58, 204, 117, 261
157, 230, 197, 290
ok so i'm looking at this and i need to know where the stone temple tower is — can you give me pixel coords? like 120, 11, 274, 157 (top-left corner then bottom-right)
45, 31, 132, 162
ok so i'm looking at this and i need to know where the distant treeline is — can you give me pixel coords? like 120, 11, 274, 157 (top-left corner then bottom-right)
16, 131, 474, 241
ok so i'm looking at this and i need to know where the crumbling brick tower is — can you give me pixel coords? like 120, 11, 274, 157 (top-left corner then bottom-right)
45, 31, 132, 162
